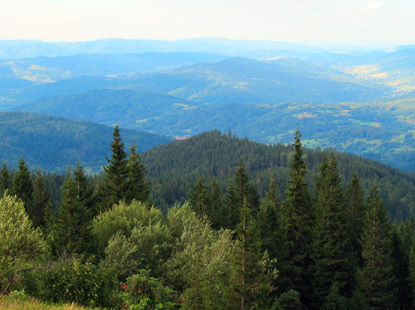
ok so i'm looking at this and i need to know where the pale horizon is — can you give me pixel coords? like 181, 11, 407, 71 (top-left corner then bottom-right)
1, 0, 415, 48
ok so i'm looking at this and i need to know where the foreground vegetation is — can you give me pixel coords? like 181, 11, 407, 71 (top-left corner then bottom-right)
1, 127, 415, 309
0, 292, 96, 309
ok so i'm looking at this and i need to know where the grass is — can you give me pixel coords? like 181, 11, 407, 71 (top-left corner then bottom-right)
0, 293, 98, 310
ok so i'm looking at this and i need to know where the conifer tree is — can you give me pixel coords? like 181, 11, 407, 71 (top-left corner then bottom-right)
230, 199, 275, 310
276, 130, 314, 305
391, 227, 414, 309
99, 125, 129, 211
11, 158, 34, 218
54, 166, 93, 255
0, 163, 11, 194
73, 162, 96, 217
311, 154, 351, 308
355, 188, 397, 310
209, 179, 222, 229
220, 160, 259, 230
258, 176, 280, 258
220, 183, 239, 230
189, 176, 209, 216
347, 173, 366, 269
126, 144, 149, 203
32, 169, 53, 228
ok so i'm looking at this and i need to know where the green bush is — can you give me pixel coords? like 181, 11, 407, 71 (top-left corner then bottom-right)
120, 270, 176, 310
19, 257, 120, 308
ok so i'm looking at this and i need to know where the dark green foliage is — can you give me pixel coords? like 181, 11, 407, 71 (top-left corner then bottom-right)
355, 188, 397, 310
311, 155, 351, 307
321, 282, 348, 310
142, 130, 415, 220
391, 227, 414, 309
53, 166, 94, 256
209, 179, 222, 229
11, 158, 34, 218
99, 125, 130, 211
347, 173, 366, 269
220, 183, 239, 230
189, 176, 210, 216
219, 160, 259, 230
19, 257, 120, 308
120, 270, 176, 309
276, 131, 314, 303
127, 144, 150, 203
230, 200, 275, 310
0, 163, 11, 194
257, 177, 280, 258
272, 290, 302, 310
31, 170, 53, 229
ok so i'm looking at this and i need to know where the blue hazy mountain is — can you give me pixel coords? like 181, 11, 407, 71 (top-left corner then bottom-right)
0, 111, 172, 172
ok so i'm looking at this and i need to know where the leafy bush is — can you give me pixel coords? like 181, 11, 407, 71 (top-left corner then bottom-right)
92, 200, 164, 250
120, 270, 176, 310
19, 257, 120, 308
0, 194, 46, 294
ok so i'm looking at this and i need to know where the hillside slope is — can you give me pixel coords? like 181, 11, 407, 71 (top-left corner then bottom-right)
141, 130, 415, 220
0, 111, 172, 172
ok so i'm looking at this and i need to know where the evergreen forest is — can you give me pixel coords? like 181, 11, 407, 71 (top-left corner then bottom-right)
1, 127, 415, 310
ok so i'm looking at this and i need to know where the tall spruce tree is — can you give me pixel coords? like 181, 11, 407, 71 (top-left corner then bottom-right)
355, 188, 397, 310
99, 125, 129, 211
209, 179, 222, 229
189, 176, 210, 217
391, 226, 414, 309
32, 170, 53, 229
258, 176, 280, 259
126, 144, 149, 203
54, 166, 94, 255
230, 199, 275, 310
220, 183, 239, 230
311, 154, 351, 308
11, 158, 34, 219
347, 173, 366, 268
0, 163, 11, 194
220, 160, 259, 230
276, 130, 314, 306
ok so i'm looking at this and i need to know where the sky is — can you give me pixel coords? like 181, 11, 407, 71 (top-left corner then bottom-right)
1, 0, 415, 47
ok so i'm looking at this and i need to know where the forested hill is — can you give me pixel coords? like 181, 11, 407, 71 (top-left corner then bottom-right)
141, 130, 415, 220
0, 111, 172, 172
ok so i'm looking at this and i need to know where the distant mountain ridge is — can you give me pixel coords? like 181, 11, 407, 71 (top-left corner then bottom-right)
0, 38, 322, 59
0, 111, 173, 172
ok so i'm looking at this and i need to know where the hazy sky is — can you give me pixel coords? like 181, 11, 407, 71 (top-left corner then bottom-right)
1, 0, 415, 46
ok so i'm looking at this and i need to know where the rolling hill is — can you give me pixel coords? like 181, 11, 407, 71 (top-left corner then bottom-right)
140, 130, 415, 220
0, 111, 172, 172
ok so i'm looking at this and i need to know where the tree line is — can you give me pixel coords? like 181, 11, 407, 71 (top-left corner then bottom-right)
0, 128, 414, 309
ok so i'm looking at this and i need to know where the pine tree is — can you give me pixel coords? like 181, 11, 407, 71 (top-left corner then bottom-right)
220, 183, 239, 230
230, 199, 276, 310
258, 176, 280, 258
220, 160, 259, 230
234, 159, 259, 212
189, 176, 209, 216
346, 174, 366, 266
391, 226, 414, 309
209, 179, 222, 229
276, 130, 314, 305
11, 158, 34, 219
311, 154, 351, 308
355, 188, 397, 310
99, 125, 129, 211
54, 167, 93, 255
0, 163, 11, 194
126, 144, 149, 203
32, 170, 53, 228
